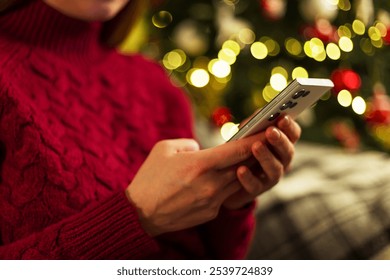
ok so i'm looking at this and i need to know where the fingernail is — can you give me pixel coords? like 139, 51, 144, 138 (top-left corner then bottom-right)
271, 127, 281, 140
281, 115, 290, 127
253, 142, 263, 154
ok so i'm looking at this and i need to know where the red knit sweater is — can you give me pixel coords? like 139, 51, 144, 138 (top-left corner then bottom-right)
0, 0, 255, 259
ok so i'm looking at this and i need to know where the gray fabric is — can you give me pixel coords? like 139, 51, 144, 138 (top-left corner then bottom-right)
248, 142, 390, 260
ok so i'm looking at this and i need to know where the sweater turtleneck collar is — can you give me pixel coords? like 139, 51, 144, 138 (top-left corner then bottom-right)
0, 0, 109, 64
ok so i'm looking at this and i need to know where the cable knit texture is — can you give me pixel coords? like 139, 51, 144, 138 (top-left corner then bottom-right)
0, 0, 255, 259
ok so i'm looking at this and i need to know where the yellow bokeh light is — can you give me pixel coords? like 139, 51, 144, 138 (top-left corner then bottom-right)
238, 28, 256, 45
210, 60, 231, 78
337, 89, 352, 107
264, 39, 280, 56
218, 48, 236, 65
339, 36, 353, 52
222, 40, 241, 55
313, 50, 327, 61
162, 49, 186, 70
270, 74, 287, 91
292, 67, 309, 79
375, 22, 387, 37
220, 122, 239, 141
338, 25, 352, 38
304, 41, 313, 57
326, 43, 341, 60
187, 68, 210, 88
338, 0, 351, 11
371, 38, 384, 48
352, 20, 365, 35
152, 11, 173, 28
262, 85, 279, 102
368, 26, 382, 41
310, 38, 325, 56
272, 66, 288, 79
360, 38, 374, 55
251, 42, 268, 59
352, 96, 366, 115
285, 38, 302, 56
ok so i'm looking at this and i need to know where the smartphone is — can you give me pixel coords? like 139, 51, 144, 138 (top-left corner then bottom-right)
227, 78, 334, 141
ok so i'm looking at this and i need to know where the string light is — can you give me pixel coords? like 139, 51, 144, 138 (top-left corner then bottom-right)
222, 40, 241, 55
262, 85, 278, 102
209, 60, 231, 78
352, 19, 365, 35
238, 28, 256, 45
162, 49, 187, 70
285, 38, 303, 56
338, 25, 352, 38
251, 42, 268, 59
270, 73, 287, 91
218, 48, 236, 65
352, 96, 366, 115
292, 67, 309, 79
262, 37, 280, 56
339, 36, 353, 52
337, 89, 353, 107
326, 42, 341, 60
152, 11, 173, 28
220, 122, 239, 141
187, 68, 210, 88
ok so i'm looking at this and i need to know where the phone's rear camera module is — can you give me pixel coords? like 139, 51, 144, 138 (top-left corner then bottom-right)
268, 112, 280, 121
293, 89, 306, 99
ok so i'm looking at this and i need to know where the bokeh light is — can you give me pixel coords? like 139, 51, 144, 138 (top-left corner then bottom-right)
352, 96, 366, 115
262, 85, 279, 102
251, 42, 268, 59
222, 40, 241, 55
218, 48, 236, 65
238, 28, 256, 45
292, 67, 309, 79
220, 122, 239, 141
352, 19, 365, 35
187, 68, 210, 88
337, 89, 353, 107
209, 60, 231, 78
339, 36, 353, 52
162, 49, 187, 70
270, 73, 287, 91
285, 38, 303, 56
152, 11, 173, 28
326, 42, 341, 60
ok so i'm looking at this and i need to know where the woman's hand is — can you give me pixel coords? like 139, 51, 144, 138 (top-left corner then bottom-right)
222, 116, 302, 210
126, 134, 267, 237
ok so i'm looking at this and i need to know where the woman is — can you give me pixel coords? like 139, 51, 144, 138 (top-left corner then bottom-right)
0, 0, 301, 259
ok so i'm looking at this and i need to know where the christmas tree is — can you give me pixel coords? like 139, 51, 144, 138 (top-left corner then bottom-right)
125, 0, 390, 152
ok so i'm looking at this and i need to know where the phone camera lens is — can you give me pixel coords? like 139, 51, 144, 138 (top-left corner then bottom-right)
280, 101, 298, 110
293, 89, 305, 99
268, 112, 280, 121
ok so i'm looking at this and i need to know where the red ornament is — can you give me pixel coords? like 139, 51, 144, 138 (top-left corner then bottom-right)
212, 107, 233, 127
330, 121, 360, 152
364, 84, 390, 125
301, 19, 338, 43
259, 0, 286, 21
330, 69, 361, 94
384, 28, 390, 45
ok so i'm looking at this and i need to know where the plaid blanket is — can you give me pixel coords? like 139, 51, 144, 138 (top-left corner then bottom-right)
247, 142, 390, 260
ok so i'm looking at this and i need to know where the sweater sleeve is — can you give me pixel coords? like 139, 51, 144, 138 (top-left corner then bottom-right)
0, 192, 160, 259
201, 202, 257, 259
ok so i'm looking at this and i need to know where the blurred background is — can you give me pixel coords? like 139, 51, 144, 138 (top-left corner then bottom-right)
119, 0, 390, 259
121, 0, 390, 152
